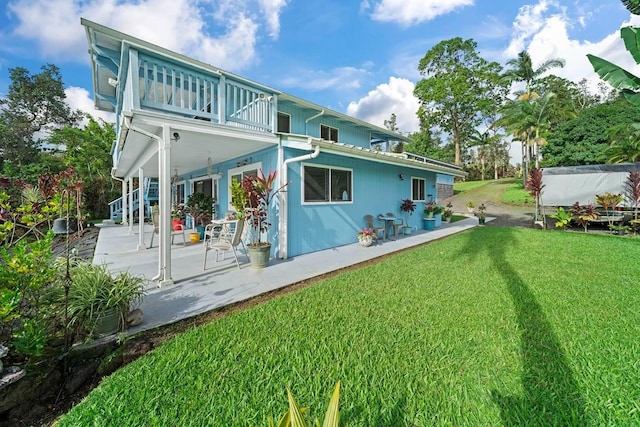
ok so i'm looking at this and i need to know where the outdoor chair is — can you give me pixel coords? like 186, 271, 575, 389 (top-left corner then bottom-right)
148, 211, 186, 248
364, 214, 386, 241
384, 212, 403, 239
203, 219, 244, 270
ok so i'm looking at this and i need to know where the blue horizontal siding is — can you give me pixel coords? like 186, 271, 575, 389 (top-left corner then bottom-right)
284, 149, 437, 257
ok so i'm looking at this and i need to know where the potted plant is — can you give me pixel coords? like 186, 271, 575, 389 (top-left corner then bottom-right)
476, 203, 487, 225
399, 198, 416, 235
64, 262, 144, 339
357, 227, 374, 246
186, 192, 215, 239
171, 203, 185, 231
233, 169, 289, 268
423, 202, 436, 231
432, 204, 444, 227
424, 201, 435, 218
609, 224, 630, 235
443, 202, 453, 222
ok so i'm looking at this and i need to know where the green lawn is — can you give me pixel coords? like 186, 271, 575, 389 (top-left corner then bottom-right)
501, 182, 534, 205
58, 228, 640, 426
453, 179, 490, 193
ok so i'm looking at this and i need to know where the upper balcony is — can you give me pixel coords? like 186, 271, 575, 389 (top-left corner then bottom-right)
83, 18, 278, 136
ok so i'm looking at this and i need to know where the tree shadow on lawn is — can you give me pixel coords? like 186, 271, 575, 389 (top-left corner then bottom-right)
457, 227, 586, 426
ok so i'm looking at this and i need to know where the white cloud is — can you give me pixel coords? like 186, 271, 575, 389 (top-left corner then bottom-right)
364, 0, 474, 26
281, 65, 371, 92
346, 77, 419, 133
506, 0, 557, 57
506, 2, 640, 95
6, 0, 287, 71
65, 86, 115, 124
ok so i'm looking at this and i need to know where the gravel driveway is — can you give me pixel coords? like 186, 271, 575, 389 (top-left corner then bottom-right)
440, 179, 536, 228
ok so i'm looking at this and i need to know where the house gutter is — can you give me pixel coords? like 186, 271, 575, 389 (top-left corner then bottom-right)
305, 109, 324, 134
279, 140, 320, 260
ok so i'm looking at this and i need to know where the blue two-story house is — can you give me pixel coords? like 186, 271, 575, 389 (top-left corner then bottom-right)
82, 19, 465, 285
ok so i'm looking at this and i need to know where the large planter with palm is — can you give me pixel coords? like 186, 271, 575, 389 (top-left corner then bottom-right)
231, 169, 289, 269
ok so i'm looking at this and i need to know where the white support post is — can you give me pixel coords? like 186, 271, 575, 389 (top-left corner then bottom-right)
154, 124, 173, 287
121, 179, 128, 225
128, 176, 134, 234
137, 167, 145, 251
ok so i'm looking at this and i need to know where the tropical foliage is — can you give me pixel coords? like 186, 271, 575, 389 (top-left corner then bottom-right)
414, 37, 507, 166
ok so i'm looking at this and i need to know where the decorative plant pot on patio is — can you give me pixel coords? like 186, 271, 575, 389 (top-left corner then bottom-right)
359, 236, 373, 247
478, 217, 486, 225
189, 232, 200, 243
196, 226, 205, 240
94, 307, 121, 337
402, 226, 412, 235
434, 213, 442, 227
248, 244, 271, 268
423, 218, 436, 231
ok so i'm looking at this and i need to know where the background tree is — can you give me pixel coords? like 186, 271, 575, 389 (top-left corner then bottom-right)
501, 50, 564, 181
383, 113, 404, 153
404, 128, 451, 162
604, 123, 640, 163
502, 50, 565, 100
414, 37, 506, 166
0, 64, 81, 181
542, 97, 638, 166
48, 116, 117, 219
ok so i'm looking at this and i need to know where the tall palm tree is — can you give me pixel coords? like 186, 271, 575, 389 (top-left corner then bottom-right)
501, 51, 564, 183
497, 92, 556, 187
503, 50, 565, 99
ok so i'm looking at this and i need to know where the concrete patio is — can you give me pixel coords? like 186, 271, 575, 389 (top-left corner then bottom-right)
93, 217, 482, 335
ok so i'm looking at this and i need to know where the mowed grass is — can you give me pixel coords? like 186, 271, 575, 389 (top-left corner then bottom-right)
58, 228, 640, 426
453, 179, 490, 194
501, 181, 534, 205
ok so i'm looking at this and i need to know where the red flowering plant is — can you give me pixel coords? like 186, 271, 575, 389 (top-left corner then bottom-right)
239, 169, 289, 247
357, 227, 374, 239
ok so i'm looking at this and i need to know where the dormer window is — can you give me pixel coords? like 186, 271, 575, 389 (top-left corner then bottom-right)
320, 125, 338, 142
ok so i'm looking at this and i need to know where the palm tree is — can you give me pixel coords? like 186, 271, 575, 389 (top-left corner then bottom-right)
497, 92, 555, 186
501, 51, 564, 182
503, 51, 565, 99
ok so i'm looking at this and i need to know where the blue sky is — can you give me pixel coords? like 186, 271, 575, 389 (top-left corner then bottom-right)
0, 0, 638, 137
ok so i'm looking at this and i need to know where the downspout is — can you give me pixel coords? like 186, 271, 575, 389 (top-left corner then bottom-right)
279, 140, 320, 260
305, 109, 325, 135
122, 117, 173, 285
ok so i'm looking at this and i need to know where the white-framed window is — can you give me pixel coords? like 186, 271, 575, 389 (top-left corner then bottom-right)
303, 164, 352, 203
412, 177, 426, 202
228, 162, 262, 210
277, 112, 291, 133
320, 124, 339, 142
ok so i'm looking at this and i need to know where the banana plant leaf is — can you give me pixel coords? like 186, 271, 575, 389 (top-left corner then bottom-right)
587, 54, 640, 91
621, 26, 640, 64
622, 0, 640, 15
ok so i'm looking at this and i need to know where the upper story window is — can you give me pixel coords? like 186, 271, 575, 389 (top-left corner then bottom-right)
412, 177, 426, 202
277, 112, 291, 133
303, 165, 352, 203
320, 125, 339, 142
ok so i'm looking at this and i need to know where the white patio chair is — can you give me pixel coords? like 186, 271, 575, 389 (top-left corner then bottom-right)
203, 219, 244, 270
148, 211, 186, 248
